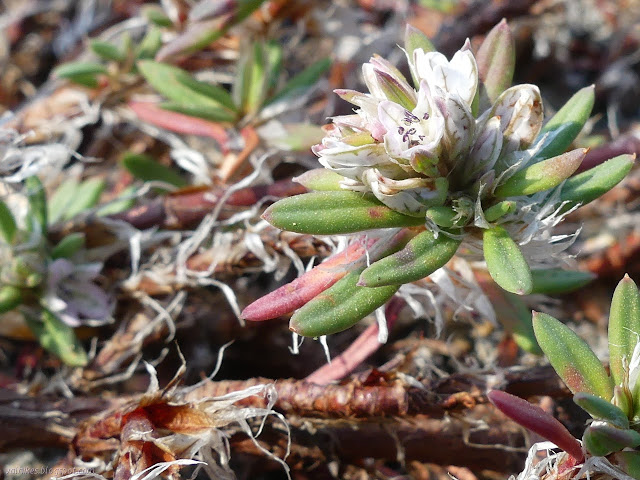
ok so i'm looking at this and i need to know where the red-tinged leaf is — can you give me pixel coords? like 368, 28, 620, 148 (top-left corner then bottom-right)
242, 237, 376, 321
488, 390, 584, 462
129, 101, 230, 153
533, 312, 613, 400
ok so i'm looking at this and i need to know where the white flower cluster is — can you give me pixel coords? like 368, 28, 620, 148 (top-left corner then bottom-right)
313, 41, 544, 218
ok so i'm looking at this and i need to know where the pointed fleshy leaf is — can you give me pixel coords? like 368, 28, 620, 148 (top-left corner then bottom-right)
289, 268, 399, 337
264, 41, 284, 94
242, 238, 376, 321
559, 154, 634, 212
494, 148, 586, 198
143, 6, 173, 27
293, 169, 344, 191
530, 268, 595, 294
608, 275, 640, 388
122, 153, 187, 188
483, 200, 515, 222
25, 176, 47, 235
537, 85, 595, 160
138, 60, 237, 112
48, 178, 78, 224
155, 0, 267, 59
159, 102, 236, 123
583, 423, 640, 457
0, 286, 22, 314
476, 19, 515, 107
425, 206, 468, 228
573, 392, 629, 429
488, 390, 584, 462
477, 271, 540, 354
613, 451, 640, 480
0, 199, 17, 243
533, 312, 614, 400
51, 233, 85, 260
54, 61, 107, 79
264, 58, 331, 107
240, 42, 267, 114
90, 40, 126, 62
262, 191, 424, 235
136, 26, 163, 60
24, 308, 88, 367
63, 179, 105, 220
358, 230, 460, 287
483, 226, 532, 295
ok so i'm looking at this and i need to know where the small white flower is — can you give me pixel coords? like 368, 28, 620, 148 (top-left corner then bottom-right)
378, 81, 444, 174
411, 43, 478, 107
41, 258, 112, 327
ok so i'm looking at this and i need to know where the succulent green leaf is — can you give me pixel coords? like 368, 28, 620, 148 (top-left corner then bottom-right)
483, 200, 515, 222
289, 268, 399, 337
608, 275, 640, 388
559, 154, 634, 212
358, 230, 460, 287
613, 451, 640, 480
262, 191, 424, 235
264, 41, 284, 94
494, 148, 586, 198
90, 40, 126, 62
476, 19, 515, 108
264, 58, 331, 107
48, 178, 78, 224
0, 199, 17, 243
25, 176, 47, 235
0, 286, 22, 314
138, 60, 237, 112
143, 6, 173, 27
293, 169, 344, 191
136, 26, 163, 60
54, 62, 108, 79
122, 152, 188, 189
24, 308, 88, 367
573, 392, 629, 429
583, 423, 640, 457
536, 85, 595, 160
239, 42, 267, 114
483, 226, 532, 295
51, 233, 86, 260
160, 102, 237, 123
530, 268, 595, 295
425, 206, 468, 228
63, 178, 105, 220
533, 311, 614, 400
